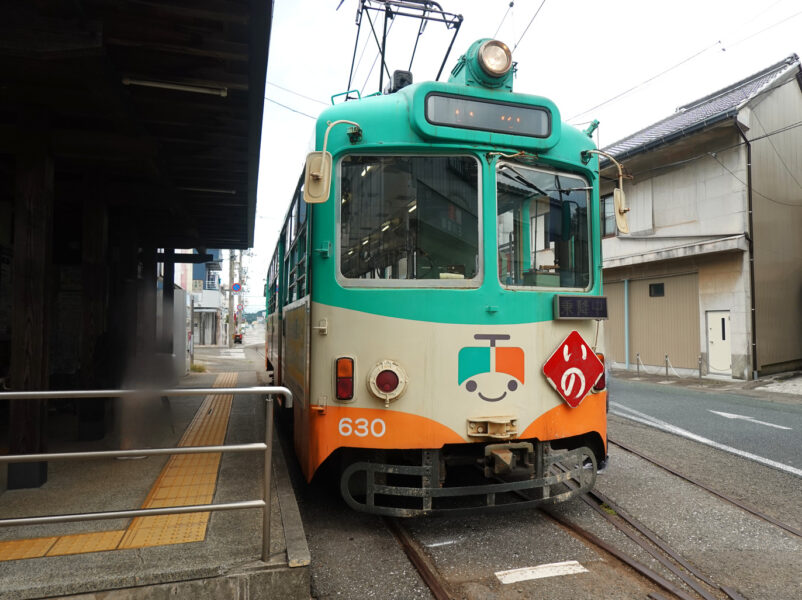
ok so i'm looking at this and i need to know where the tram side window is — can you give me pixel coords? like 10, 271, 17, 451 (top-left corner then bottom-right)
284, 178, 309, 304
496, 162, 590, 289
267, 254, 279, 313
339, 155, 480, 284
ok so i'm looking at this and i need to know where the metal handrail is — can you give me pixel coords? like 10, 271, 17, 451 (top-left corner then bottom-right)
0, 385, 291, 563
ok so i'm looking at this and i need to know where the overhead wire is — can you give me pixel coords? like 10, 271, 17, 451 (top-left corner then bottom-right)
266, 81, 329, 106
263, 96, 317, 120
567, 40, 723, 122
751, 110, 802, 192
512, 0, 546, 53
569, 5, 802, 124
723, 7, 802, 51
360, 9, 397, 94
494, 2, 513, 38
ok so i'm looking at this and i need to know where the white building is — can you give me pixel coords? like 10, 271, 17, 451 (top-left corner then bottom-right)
601, 55, 802, 379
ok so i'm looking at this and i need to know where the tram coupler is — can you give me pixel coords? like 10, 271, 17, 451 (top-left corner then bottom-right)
483, 442, 534, 477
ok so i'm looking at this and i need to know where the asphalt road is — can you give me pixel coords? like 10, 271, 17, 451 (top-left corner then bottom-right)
608, 377, 802, 475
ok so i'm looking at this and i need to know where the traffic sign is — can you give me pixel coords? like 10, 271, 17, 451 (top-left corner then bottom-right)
232, 283, 242, 292
237, 304, 243, 311
542, 331, 604, 408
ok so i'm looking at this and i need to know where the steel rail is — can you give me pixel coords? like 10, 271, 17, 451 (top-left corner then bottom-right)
0, 385, 290, 563
544, 509, 699, 600
384, 517, 453, 600
610, 437, 802, 539
587, 486, 718, 590
551, 461, 725, 600
498, 469, 700, 599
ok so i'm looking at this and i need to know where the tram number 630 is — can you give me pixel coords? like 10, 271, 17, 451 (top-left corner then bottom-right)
338, 417, 386, 438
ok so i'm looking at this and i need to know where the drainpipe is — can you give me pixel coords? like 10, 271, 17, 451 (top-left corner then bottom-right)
735, 121, 758, 380
624, 279, 630, 370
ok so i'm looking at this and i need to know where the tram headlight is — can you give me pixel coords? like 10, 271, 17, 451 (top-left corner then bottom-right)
367, 360, 408, 406
478, 40, 512, 77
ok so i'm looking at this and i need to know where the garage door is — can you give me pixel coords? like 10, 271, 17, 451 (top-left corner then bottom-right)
630, 273, 700, 369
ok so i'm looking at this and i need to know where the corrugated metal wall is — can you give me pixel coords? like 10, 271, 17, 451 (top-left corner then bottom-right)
749, 79, 802, 371
630, 274, 700, 369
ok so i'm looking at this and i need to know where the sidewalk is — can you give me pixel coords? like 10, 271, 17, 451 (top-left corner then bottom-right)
611, 365, 802, 404
0, 348, 309, 599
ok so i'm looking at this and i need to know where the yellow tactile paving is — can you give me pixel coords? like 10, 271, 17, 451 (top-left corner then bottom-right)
118, 372, 236, 549
0, 537, 58, 561
0, 372, 239, 560
47, 530, 125, 556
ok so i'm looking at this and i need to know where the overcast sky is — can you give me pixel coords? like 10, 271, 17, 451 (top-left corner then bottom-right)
242, 0, 801, 309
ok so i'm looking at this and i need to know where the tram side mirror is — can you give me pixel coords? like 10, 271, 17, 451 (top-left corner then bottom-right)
303, 151, 332, 204
613, 188, 630, 234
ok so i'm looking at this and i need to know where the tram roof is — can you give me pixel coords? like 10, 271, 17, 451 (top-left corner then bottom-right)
602, 54, 801, 162
0, 1, 272, 249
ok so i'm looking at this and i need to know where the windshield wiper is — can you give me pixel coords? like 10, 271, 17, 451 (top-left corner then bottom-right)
498, 164, 549, 197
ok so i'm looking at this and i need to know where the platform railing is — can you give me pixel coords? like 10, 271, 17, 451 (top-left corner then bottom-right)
0, 386, 291, 563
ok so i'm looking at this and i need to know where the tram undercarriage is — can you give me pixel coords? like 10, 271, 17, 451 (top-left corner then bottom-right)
337, 438, 599, 517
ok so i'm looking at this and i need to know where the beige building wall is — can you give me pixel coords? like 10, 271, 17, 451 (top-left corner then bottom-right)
604, 252, 752, 378
746, 79, 802, 372
603, 281, 625, 364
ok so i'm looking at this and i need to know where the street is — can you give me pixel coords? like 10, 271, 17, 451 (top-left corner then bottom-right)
609, 377, 802, 475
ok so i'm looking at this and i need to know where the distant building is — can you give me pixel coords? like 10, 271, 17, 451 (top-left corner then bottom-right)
191, 249, 225, 345
601, 55, 802, 379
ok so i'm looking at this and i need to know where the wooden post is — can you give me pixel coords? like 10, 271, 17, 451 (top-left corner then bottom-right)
78, 197, 108, 440
8, 145, 53, 488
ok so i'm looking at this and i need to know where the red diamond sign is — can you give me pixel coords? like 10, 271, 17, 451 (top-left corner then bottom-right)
543, 331, 604, 408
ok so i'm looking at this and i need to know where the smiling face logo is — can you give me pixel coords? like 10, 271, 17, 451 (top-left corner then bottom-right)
458, 334, 525, 402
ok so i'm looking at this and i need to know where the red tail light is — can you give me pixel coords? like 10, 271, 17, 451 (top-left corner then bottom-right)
336, 357, 355, 400
593, 353, 606, 391
375, 369, 399, 393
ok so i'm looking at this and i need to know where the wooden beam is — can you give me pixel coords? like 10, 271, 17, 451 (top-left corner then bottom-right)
105, 34, 248, 62
8, 136, 53, 488
117, 0, 250, 24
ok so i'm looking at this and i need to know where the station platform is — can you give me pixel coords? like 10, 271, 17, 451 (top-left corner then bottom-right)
0, 347, 310, 599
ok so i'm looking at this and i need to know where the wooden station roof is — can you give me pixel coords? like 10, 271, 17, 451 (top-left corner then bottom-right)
1, 1, 272, 249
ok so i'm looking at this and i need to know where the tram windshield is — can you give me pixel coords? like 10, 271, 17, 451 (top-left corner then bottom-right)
339, 155, 480, 284
496, 162, 590, 289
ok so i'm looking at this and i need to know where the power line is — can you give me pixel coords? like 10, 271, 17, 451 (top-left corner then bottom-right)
512, 0, 546, 52
569, 7, 802, 123
263, 96, 317, 120
494, 2, 514, 38
568, 40, 722, 122
266, 81, 329, 106
724, 7, 802, 51
751, 110, 802, 192
708, 152, 802, 208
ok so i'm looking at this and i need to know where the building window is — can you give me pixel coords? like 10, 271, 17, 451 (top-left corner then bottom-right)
205, 269, 218, 290
649, 283, 665, 297
601, 194, 616, 237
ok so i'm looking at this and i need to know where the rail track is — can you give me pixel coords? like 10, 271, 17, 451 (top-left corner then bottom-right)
546, 465, 748, 600
609, 437, 802, 539
386, 449, 768, 600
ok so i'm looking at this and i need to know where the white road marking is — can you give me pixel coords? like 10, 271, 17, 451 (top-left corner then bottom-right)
495, 560, 589, 584
709, 410, 792, 430
611, 402, 802, 478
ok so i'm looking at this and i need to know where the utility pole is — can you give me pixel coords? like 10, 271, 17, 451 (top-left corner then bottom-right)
228, 248, 235, 348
